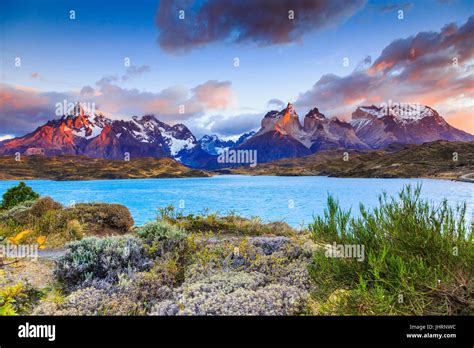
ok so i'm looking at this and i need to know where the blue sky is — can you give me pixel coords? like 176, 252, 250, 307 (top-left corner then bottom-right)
1, 0, 473, 139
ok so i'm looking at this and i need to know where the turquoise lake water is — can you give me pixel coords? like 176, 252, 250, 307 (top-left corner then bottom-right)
0, 176, 472, 227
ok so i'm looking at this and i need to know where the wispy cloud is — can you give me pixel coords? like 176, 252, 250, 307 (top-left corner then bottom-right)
121, 65, 151, 82
156, 0, 366, 53
379, 2, 413, 13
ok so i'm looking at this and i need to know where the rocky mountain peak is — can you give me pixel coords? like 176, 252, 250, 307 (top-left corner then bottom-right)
305, 107, 325, 119
350, 104, 473, 148
303, 107, 327, 132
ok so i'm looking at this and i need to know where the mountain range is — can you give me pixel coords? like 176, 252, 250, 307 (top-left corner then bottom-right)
0, 102, 472, 169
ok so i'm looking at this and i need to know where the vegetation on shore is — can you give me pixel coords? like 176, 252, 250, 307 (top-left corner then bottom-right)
0, 182, 472, 316
0, 155, 210, 180
221, 141, 474, 180
0, 182, 133, 248
0, 141, 472, 181
308, 185, 473, 315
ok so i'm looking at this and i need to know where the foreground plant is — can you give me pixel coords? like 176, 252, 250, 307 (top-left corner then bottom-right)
0, 182, 39, 210
308, 185, 473, 315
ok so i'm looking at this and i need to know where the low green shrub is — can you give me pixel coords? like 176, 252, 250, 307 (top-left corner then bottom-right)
137, 221, 187, 242
308, 185, 473, 315
54, 236, 151, 290
157, 205, 296, 237
0, 200, 36, 225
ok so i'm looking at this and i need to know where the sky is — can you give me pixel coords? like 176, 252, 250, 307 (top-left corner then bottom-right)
0, 0, 473, 140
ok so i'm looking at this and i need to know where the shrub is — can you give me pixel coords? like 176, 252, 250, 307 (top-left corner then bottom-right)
0, 282, 24, 315
160, 208, 296, 237
308, 185, 473, 315
33, 287, 140, 316
67, 203, 134, 232
151, 272, 308, 316
54, 236, 151, 290
66, 219, 84, 240
1, 182, 39, 210
137, 221, 187, 242
35, 210, 67, 236
0, 200, 36, 224
29, 197, 62, 217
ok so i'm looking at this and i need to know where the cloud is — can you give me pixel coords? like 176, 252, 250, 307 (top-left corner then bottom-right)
0, 83, 72, 136
0, 134, 14, 141
156, 0, 366, 53
204, 113, 262, 137
121, 65, 151, 82
295, 16, 474, 132
88, 77, 234, 121
267, 98, 286, 109
191, 80, 234, 109
379, 2, 413, 13
0, 77, 235, 136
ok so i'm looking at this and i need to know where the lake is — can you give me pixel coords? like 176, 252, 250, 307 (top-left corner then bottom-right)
0, 176, 472, 227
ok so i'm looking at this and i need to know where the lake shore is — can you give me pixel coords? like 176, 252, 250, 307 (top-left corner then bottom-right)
1, 141, 472, 181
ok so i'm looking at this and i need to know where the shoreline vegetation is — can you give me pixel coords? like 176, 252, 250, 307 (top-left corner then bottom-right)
0, 182, 472, 316
220, 141, 474, 181
0, 141, 472, 181
0, 156, 210, 181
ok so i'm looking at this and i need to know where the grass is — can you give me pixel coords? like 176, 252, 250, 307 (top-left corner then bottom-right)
308, 185, 473, 315
156, 204, 297, 237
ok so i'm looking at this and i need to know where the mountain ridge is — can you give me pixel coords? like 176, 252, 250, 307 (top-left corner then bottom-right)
1, 102, 472, 169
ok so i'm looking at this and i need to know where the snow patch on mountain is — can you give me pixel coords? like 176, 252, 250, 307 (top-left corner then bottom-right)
349, 118, 372, 132
159, 127, 196, 156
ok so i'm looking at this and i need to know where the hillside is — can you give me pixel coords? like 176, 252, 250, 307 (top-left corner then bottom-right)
218, 141, 474, 180
0, 155, 210, 180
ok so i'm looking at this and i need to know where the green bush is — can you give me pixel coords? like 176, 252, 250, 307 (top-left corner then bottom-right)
1, 182, 39, 210
157, 205, 295, 237
308, 185, 473, 315
137, 221, 187, 242
0, 200, 36, 224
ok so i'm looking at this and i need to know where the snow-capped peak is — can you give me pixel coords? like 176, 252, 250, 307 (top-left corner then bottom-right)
357, 104, 437, 123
